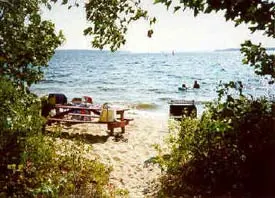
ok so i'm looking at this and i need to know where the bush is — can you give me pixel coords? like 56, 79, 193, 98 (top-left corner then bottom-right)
156, 83, 275, 197
0, 78, 112, 197
0, 78, 43, 195
22, 136, 111, 197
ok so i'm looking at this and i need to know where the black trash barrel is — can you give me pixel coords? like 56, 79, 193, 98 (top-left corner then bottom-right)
169, 100, 197, 120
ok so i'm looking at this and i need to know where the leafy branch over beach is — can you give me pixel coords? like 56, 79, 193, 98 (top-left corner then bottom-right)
0, 0, 274, 197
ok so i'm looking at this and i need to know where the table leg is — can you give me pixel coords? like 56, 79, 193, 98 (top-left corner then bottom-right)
121, 112, 124, 120
120, 112, 125, 133
55, 107, 60, 114
110, 128, 114, 136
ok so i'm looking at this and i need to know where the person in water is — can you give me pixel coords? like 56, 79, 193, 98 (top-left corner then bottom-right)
193, 80, 200, 89
182, 83, 187, 89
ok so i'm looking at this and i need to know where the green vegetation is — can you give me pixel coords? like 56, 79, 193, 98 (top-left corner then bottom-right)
155, 82, 274, 196
84, 0, 275, 78
23, 137, 111, 197
241, 41, 275, 78
0, 0, 64, 87
0, 0, 154, 195
84, 0, 155, 51
0, 79, 44, 196
0, 0, 112, 196
150, 0, 275, 197
0, 78, 112, 197
0, 0, 274, 197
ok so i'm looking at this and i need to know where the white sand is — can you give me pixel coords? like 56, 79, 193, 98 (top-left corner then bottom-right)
59, 110, 169, 197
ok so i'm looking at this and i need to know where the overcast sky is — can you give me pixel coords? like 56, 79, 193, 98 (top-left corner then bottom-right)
41, 1, 275, 53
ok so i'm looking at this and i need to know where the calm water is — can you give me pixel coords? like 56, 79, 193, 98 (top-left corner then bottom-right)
31, 50, 274, 113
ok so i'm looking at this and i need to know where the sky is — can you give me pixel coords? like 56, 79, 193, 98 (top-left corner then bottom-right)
41, 1, 275, 53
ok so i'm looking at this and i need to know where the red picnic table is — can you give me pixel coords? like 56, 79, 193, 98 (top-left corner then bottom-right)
47, 104, 133, 135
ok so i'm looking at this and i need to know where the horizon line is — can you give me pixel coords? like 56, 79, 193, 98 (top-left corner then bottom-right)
55, 48, 239, 53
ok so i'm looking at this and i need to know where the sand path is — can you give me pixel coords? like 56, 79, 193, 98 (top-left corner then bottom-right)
63, 110, 169, 197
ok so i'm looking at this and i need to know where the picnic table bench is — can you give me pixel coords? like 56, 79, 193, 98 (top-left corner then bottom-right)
47, 104, 133, 135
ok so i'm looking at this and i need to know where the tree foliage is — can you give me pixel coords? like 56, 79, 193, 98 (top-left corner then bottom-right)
0, 78, 43, 196
153, 0, 275, 78
155, 83, 275, 197
148, 1, 274, 196
0, 0, 274, 196
154, 0, 275, 37
241, 40, 275, 78
84, 0, 155, 51
79, 0, 275, 77
0, 1, 114, 196
0, 0, 64, 87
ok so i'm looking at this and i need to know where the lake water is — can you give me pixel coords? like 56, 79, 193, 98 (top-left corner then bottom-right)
31, 50, 274, 113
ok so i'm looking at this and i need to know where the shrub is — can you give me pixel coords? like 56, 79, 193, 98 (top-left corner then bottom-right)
0, 78, 43, 196
156, 82, 275, 197
22, 136, 111, 197
0, 78, 112, 197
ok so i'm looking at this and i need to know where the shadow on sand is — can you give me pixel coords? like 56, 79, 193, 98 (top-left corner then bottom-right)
45, 130, 110, 144
44, 129, 128, 144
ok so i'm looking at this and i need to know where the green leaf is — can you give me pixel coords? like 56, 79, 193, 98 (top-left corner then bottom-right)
166, 0, 172, 9
61, 0, 68, 5
147, 29, 153, 38
154, 0, 166, 4
46, 3, 52, 10
174, 6, 181, 13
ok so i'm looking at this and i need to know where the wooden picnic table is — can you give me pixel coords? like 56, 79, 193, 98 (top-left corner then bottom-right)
47, 104, 132, 135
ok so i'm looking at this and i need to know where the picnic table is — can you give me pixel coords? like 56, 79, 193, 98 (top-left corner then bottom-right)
47, 104, 133, 135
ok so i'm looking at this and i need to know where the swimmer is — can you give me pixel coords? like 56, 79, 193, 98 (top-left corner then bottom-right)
193, 80, 200, 89
182, 83, 187, 89
178, 83, 187, 91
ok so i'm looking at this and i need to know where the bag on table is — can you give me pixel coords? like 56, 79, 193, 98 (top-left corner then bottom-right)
99, 103, 116, 122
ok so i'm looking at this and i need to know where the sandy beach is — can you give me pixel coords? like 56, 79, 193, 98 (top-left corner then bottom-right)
53, 109, 170, 197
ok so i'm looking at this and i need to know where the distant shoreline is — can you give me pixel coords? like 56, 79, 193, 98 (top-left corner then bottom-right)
215, 47, 275, 52
55, 48, 275, 53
